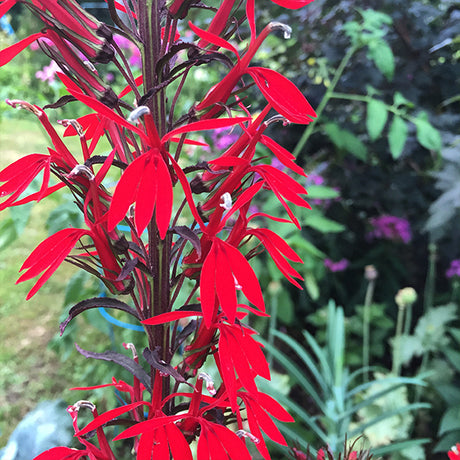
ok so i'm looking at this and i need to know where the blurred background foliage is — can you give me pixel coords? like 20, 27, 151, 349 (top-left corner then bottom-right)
1, 0, 460, 458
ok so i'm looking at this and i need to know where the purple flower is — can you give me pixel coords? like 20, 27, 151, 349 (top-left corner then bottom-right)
446, 260, 460, 279
211, 127, 239, 150
306, 174, 324, 186
367, 215, 412, 244
324, 258, 349, 272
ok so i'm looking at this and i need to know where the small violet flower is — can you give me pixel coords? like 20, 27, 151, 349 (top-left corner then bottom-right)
324, 258, 349, 272
446, 260, 460, 279
211, 127, 240, 150
367, 215, 412, 244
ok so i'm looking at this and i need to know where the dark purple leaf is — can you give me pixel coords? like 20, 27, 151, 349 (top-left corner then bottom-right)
172, 226, 202, 257
115, 257, 139, 281
142, 347, 186, 383
43, 95, 77, 110
75, 344, 152, 392
60, 297, 140, 335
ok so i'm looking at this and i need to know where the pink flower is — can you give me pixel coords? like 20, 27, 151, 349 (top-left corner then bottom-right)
35, 60, 60, 83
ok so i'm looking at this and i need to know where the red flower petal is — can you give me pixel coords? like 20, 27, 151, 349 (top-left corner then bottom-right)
107, 155, 144, 231
270, 0, 315, 8
0, 32, 45, 66
247, 67, 316, 124
189, 21, 239, 57
77, 401, 152, 437
33, 446, 88, 460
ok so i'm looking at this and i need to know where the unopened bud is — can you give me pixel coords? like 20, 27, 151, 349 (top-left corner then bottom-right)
268, 280, 282, 296
364, 265, 378, 281
395, 287, 417, 310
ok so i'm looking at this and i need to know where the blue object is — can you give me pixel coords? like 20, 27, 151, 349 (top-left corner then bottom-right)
98, 306, 144, 332
0, 400, 73, 460
0, 16, 14, 36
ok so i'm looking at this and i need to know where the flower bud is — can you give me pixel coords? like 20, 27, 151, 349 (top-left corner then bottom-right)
395, 287, 417, 309
364, 264, 378, 281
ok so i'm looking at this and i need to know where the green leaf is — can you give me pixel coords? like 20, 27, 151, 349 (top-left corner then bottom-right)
368, 39, 395, 80
393, 92, 414, 109
414, 112, 442, 152
324, 123, 368, 161
275, 289, 295, 324
434, 431, 460, 453
388, 116, 408, 159
304, 210, 345, 233
366, 99, 388, 140
390, 334, 423, 365
449, 328, 460, 344
288, 235, 326, 259
306, 185, 340, 200
444, 348, 460, 373
0, 218, 18, 251
439, 405, 460, 435
340, 130, 368, 161
304, 271, 320, 300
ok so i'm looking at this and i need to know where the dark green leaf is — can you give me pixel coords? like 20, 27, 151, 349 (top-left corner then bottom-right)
439, 405, 460, 435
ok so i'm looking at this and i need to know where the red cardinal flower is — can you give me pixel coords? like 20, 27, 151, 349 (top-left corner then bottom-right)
0, 152, 64, 211
216, 317, 270, 410
237, 390, 294, 460
200, 237, 265, 327
192, 0, 316, 124
107, 148, 173, 239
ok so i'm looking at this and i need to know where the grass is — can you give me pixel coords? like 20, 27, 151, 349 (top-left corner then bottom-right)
0, 118, 114, 446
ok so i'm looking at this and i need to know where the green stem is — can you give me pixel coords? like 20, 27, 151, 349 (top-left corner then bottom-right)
329, 92, 421, 125
363, 279, 374, 382
293, 46, 357, 158
423, 243, 437, 313
267, 293, 278, 367
392, 305, 405, 376
403, 303, 412, 336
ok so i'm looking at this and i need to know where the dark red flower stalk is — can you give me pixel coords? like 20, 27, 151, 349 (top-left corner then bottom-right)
1, 0, 320, 458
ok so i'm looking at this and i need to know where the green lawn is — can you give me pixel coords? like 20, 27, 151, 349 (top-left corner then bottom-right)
0, 118, 112, 446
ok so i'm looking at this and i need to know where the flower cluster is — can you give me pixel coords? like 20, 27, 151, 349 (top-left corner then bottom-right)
446, 260, 460, 279
0, 0, 316, 458
367, 215, 412, 244
324, 258, 349, 273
